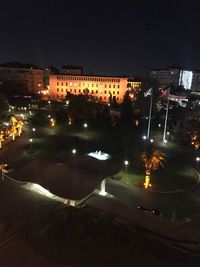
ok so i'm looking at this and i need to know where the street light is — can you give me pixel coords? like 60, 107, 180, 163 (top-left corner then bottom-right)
29, 138, 33, 151
196, 156, 200, 162
124, 160, 129, 172
72, 149, 77, 155
83, 123, 88, 129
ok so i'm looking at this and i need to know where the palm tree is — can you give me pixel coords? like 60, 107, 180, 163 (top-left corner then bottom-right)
140, 150, 165, 188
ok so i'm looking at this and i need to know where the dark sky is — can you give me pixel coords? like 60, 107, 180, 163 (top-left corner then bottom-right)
0, 0, 200, 76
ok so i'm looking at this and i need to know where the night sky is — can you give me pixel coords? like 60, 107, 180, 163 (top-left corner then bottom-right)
1, 0, 200, 76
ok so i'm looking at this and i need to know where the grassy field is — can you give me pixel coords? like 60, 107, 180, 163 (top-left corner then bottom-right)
28, 120, 198, 192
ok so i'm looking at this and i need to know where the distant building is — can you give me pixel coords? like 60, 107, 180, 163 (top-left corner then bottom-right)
60, 65, 83, 75
0, 62, 44, 93
150, 66, 200, 92
49, 74, 141, 104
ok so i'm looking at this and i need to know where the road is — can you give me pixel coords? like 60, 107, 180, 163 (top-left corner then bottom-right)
0, 179, 199, 267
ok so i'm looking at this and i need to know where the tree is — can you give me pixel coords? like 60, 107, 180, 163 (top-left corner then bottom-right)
120, 91, 134, 126
140, 149, 165, 188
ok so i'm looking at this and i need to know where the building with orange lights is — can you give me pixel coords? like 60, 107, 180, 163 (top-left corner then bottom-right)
49, 74, 141, 103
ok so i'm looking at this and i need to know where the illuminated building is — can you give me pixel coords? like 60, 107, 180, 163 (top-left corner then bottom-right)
49, 74, 141, 103
150, 65, 200, 92
0, 62, 44, 93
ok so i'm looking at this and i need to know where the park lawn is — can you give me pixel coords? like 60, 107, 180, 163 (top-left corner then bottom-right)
115, 162, 197, 192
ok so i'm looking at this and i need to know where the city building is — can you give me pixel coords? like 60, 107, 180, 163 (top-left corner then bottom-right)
60, 65, 83, 75
150, 66, 200, 92
0, 62, 44, 93
49, 74, 141, 103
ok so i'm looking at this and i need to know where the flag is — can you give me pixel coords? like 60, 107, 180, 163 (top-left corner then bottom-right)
144, 87, 152, 97
168, 94, 188, 101
178, 100, 187, 108
160, 88, 170, 98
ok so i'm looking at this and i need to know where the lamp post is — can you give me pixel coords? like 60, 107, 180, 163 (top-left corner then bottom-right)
29, 138, 33, 151
32, 128, 36, 137
72, 149, 77, 155
124, 160, 129, 172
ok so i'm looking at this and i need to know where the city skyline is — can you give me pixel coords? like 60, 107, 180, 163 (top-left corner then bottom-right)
1, 0, 200, 76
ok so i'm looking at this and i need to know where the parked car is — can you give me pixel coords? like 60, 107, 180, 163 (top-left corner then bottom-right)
137, 205, 161, 216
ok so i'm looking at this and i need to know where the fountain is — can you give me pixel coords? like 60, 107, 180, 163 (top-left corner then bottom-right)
87, 150, 110, 160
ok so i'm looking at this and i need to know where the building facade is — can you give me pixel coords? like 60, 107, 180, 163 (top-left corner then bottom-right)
49, 74, 141, 103
150, 66, 200, 92
0, 66, 44, 93
60, 65, 83, 75
150, 67, 181, 88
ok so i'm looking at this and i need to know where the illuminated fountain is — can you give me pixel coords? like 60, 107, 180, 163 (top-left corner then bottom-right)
99, 179, 106, 196
87, 150, 110, 161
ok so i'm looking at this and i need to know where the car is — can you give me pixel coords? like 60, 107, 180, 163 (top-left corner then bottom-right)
137, 205, 161, 216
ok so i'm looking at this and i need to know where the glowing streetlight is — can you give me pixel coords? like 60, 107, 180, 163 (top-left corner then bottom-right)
163, 139, 168, 143
32, 128, 36, 132
196, 157, 200, 162
83, 123, 88, 128
150, 138, 154, 143
124, 160, 129, 172
142, 135, 147, 140
29, 138, 33, 151
72, 149, 76, 155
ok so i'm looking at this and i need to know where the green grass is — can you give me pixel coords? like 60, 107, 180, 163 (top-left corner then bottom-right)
114, 163, 197, 191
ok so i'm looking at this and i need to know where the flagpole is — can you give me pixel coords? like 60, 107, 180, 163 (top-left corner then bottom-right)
163, 89, 170, 142
147, 88, 153, 139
